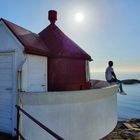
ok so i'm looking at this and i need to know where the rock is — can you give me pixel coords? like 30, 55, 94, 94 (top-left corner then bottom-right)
121, 79, 140, 85
101, 119, 140, 140
135, 135, 140, 140
90, 79, 110, 88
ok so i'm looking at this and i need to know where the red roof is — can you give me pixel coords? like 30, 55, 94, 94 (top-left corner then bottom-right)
39, 24, 92, 61
1, 18, 50, 56
0, 18, 92, 60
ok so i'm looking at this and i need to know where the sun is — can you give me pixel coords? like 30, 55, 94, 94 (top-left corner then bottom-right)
74, 12, 84, 23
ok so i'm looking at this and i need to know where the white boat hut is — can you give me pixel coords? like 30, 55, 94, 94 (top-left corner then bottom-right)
0, 10, 118, 140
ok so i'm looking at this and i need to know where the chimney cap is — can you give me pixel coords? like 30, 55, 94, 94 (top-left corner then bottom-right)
48, 10, 57, 25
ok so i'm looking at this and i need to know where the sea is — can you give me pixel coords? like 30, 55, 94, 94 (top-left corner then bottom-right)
91, 72, 140, 120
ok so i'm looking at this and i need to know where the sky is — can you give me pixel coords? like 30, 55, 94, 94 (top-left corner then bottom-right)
0, 0, 140, 73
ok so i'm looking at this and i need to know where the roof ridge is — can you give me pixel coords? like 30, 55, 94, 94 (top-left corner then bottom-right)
1, 18, 26, 47
1, 18, 33, 33
39, 24, 92, 61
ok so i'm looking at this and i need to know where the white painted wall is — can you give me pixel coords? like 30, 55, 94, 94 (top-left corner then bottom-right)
0, 21, 25, 68
21, 85, 118, 140
0, 20, 48, 135
22, 54, 48, 92
0, 21, 25, 135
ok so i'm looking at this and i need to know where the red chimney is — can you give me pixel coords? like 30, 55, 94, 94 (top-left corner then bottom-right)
48, 10, 57, 25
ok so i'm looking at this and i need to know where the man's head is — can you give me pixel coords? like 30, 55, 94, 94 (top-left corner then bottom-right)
108, 61, 113, 67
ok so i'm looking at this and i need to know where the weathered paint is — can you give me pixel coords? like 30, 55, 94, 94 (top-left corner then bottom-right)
48, 58, 90, 91
20, 85, 118, 140
0, 20, 25, 135
22, 54, 48, 92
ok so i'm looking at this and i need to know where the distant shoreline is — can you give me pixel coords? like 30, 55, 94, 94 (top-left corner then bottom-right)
122, 79, 140, 85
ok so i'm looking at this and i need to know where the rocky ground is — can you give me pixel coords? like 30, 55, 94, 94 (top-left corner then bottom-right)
122, 79, 140, 85
101, 119, 140, 140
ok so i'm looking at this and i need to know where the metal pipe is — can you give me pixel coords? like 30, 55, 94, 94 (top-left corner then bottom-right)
17, 57, 26, 140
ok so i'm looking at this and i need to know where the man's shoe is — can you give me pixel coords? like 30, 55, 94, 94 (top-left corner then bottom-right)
120, 91, 127, 95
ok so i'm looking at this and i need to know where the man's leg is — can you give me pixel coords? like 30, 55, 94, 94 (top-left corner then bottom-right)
110, 78, 123, 92
115, 79, 123, 92
109, 79, 126, 95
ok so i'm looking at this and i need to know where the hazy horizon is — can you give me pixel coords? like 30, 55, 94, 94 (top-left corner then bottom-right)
0, 0, 140, 73
90, 66, 140, 73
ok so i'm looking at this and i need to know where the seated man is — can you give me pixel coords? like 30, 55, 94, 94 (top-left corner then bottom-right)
105, 61, 127, 95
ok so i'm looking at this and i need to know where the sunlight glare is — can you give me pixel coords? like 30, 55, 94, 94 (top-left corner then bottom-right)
74, 12, 84, 23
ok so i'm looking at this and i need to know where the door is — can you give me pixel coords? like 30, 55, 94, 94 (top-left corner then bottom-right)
22, 54, 47, 92
0, 53, 14, 134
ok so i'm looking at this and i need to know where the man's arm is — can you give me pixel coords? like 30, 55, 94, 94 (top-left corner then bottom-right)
112, 71, 117, 80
